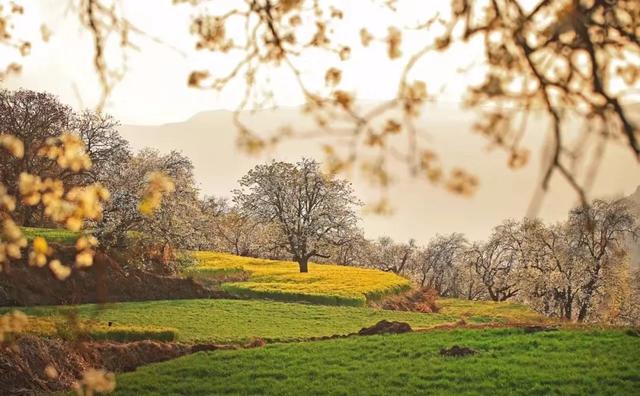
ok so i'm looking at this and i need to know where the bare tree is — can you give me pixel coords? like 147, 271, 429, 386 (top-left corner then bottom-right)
0, 89, 73, 225
465, 222, 525, 301
234, 159, 361, 272
413, 233, 467, 296
365, 236, 417, 275
321, 229, 369, 267
72, 110, 131, 184
209, 204, 263, 256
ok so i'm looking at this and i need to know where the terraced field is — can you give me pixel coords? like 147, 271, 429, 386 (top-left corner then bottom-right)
10, 298, 546, 343
6, 230, 635, 396
186, 251, 412, 306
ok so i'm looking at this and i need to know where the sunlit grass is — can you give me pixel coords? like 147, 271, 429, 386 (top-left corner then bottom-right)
6, 298, 546, 344
23, 315, 177, 342
20, 227, 79, 244
438, 298, 549, 324
188, 251, 412, 306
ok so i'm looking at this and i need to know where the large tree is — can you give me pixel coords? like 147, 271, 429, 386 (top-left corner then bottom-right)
0, 89, 132, 226
0, 89, 72, 225
234, 159, 361, 272
96, 149, 203, 272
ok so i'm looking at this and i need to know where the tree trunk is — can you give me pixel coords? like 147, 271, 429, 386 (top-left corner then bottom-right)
564, 298, 573, 321
577, 303, 589, 322
298, 257, 309, 273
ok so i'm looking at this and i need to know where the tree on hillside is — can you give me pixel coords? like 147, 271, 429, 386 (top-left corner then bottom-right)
0, 89, 73, 225
320, 228, 369, 267
71, 110, 131, 184
234, 159, 361, 272
202, 197, 265, 257
504, 200, 639, 321
566, 199, 638, 321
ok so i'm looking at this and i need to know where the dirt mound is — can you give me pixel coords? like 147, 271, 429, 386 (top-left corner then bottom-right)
440, 345, 476, 357
373, 288, 439, 313
0, 335, 248, 395
358, 320, 412, 335
0, 246, 227, 306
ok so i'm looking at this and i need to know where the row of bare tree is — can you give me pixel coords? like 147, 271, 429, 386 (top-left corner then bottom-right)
351, 200, 640, 324
202, 176, 640, 324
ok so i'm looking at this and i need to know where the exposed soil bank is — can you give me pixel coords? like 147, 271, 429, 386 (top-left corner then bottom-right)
0, 335, 242, 395
372, 288, 439, 313
0, 248, 227, 306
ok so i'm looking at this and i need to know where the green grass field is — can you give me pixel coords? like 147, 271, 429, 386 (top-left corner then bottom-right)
187, 252, 412, 306
11, 230, 632, 395
9, 298, 545, 344
112, 328, 640, 395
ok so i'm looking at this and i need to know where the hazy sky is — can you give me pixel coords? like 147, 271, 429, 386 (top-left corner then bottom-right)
3, 0, 640, 242
5, 0, 487, 124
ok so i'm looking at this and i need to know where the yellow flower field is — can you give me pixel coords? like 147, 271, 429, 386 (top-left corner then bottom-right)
189, 251, 412, 306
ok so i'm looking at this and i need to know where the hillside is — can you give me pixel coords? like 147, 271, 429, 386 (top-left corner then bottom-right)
186, 252, 411, 306
3, 232, 638, 395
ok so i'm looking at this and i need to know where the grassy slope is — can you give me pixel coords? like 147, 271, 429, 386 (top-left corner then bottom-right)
188, 251, 411, 306
113, 328, 640, 395
20, 227, 78, 244
12, 298, 545, 344
437, 298, 545, 324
